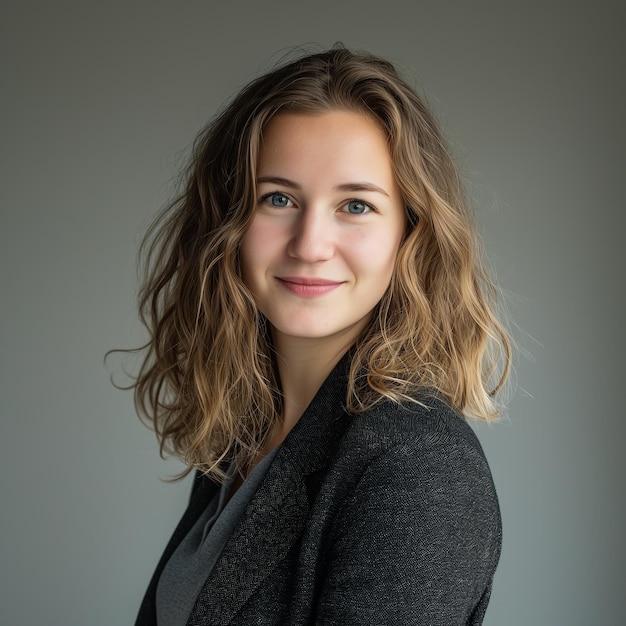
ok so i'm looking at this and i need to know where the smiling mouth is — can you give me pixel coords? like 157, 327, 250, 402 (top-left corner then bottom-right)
276, 277, 343, 297
279, 276, 342, 286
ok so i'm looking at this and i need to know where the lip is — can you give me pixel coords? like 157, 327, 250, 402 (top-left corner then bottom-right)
277, 276, 344, 297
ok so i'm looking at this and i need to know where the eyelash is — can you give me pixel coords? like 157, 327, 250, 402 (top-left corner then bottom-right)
260, 192, 294, 208
343, 199, 376, 215
259, 192, 377, 215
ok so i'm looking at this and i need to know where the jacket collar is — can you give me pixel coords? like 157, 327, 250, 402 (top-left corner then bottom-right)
187, 355, 351, 625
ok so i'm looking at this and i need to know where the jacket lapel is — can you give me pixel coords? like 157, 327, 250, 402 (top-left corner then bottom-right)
135, 473, 220, 626
186, 355, 351, 625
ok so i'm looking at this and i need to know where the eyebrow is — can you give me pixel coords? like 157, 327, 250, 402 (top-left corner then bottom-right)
256, 176, 390, 198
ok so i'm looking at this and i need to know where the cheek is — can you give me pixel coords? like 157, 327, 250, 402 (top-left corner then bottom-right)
240, 219, 281, 282
347, 231, 402, 280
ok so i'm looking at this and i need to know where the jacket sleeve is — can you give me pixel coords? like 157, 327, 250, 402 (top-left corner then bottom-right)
314, 438, 501, 626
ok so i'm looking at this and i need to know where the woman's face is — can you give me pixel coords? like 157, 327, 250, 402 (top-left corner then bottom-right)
240, 110, 406, 351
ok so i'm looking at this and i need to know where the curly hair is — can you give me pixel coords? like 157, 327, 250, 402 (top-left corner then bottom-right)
122, 47, 511, 480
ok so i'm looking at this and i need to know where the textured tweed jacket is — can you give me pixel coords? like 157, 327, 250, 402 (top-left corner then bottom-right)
135, 358, 501, 625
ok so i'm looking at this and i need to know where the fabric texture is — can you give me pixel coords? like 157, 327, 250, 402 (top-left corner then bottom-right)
156, 449, 279, 625
135, 356, 501, 625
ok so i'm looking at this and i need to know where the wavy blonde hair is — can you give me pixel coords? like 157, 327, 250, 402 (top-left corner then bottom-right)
123, 47, 510, 480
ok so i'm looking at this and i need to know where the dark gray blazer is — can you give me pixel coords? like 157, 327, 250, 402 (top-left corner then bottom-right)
136, 358, 501, 625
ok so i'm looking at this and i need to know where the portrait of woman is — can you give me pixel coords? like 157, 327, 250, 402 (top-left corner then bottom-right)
3, 3, 621, 625
128, 47, 511, 625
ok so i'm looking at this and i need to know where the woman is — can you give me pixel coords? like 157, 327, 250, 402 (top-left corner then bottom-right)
130, 47, 510, 625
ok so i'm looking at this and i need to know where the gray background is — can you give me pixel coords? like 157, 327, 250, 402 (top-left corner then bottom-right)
1, 1, 624, 624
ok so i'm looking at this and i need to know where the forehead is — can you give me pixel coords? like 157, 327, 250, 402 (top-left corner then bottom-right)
257, 111, 395, 184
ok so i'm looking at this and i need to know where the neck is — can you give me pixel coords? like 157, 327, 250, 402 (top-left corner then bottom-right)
265, 328, 359, 448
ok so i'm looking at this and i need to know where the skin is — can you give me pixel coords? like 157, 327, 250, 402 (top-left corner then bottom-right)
240, 110, 406, 450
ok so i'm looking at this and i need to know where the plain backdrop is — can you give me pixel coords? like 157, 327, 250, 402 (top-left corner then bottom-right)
1, 1, 624, 624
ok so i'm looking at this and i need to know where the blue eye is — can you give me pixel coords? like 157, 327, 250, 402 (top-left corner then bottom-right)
346, 200, 372, 214
265, 193, 291, 207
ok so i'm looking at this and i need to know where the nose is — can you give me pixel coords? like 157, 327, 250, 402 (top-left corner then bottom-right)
287, 208, 335, 262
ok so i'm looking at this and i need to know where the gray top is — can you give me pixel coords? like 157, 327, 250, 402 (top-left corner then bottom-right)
156, 449, 279, 626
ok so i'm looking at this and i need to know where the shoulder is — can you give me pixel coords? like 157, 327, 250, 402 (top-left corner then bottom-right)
328, 394, 502, 565
326, 393, 500, 537
340, 393, 490, 474
314, 395, 501, 623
